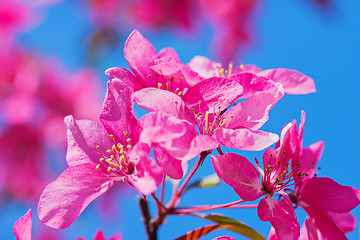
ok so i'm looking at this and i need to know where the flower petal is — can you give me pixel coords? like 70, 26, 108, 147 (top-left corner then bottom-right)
215, 128, 279, 151
187, 55, 222, 79
257, 197, 300, 240
105, 67, 145, 91
183, 77, 243, 114
38, 164, 116, 229
154, 146, 186, 179
212, 153, 263, 201
134, 88, 196, 124
127, 143, 164, 195
138, 112, 189, 145
13, 209, 32, 240
123, 30, 158, 82
299, 177, 360, 213
303, 207, 348, 240
65, 116, 113, 167
222, 88, 283, 131
258, 69, 316, 95
100, 79, 139, 144
230, 73, 281, 99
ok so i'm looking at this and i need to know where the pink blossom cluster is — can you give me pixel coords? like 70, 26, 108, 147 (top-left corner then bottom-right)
13, 30, 358, 240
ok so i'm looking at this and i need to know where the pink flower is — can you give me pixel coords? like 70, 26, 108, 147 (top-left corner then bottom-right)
212, 120, 300, 240
188, 56, 316, 95
106, 30, 200, 94
287, 114, 360, 240
37, 80, 198, 228
13, 209, 32, 240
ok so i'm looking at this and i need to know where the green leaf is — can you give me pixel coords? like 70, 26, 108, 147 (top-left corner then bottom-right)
186, 173, 221, 191
175, 224, 234, 240
200, 213, 266, 240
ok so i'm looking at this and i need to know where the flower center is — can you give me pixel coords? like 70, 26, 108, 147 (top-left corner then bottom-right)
190, 101, 229, 136
147, 68, 191, 96
95, 132, 136, 179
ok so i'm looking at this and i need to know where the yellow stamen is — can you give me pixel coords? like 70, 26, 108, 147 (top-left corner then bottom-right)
157, 83, 162, 89
109, 134, 114, 139
96, 164, 101, 169
219, 68, 225, 77
127, 145, 132, 149
228, 62, 233, 77
178, 91, 182, 96
100, 157, 104, 162
123, 131, 128, 135
107, 166, 112, 172
166, 82, 170, 90
240, 63, 245, 69
126, 138, 131, 142
205, 111, 209, 134
109, 162, 120, 168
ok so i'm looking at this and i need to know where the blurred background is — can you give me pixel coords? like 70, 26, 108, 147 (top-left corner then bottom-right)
1, 0, 359, 239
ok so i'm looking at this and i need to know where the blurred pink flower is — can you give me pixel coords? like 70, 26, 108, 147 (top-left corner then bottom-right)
77, 229, 121, 240
0, 124, 51, 202
0, 45, 102, 203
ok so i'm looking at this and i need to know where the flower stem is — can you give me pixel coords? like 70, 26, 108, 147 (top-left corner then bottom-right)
167, 151, 210, 209
171, 199, 246, 215
139, 198, 158, 240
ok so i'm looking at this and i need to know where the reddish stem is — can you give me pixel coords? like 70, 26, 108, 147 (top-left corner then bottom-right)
167, 151, 210, 209
171, 199, 246, 215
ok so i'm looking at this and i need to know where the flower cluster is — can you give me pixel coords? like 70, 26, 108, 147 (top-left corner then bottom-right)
14, 30, 360, 239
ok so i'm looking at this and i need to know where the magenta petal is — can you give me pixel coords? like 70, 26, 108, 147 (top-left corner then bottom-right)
158, 47, 180, 60
215, 128, 279, 151
183, 77, 243, 114
177, 135, 220, 161
100, 79, 139, 143
154, 146, 185, 179
127, 144, 163, 195
258, 69, 316, 95
134, 88, 195, 124
303, 207, 348, 240
13, 209, 32, 240
222, 89, 283, 131
299, 177, 360, 213
212, 237, 236, 240
230, 73, 281, 99
124, 30, 158, 81
65, 116, 113, 166
212, 153, 263, 201
292, 141, 324, 184
302, 217, 321, 240
138, 112, 190, 145
105, 67, 144, 91
326, 212, 356, 234
38, 164, 116, 229
187, 56, 222, 79
257, 197, 300, 240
